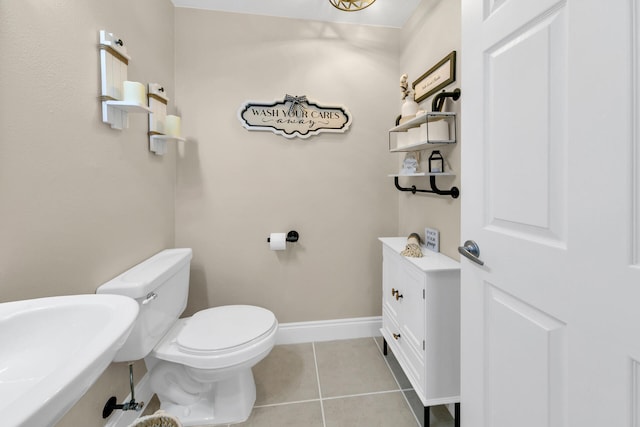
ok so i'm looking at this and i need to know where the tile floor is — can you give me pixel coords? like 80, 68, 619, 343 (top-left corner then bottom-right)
144, 337, 455, 427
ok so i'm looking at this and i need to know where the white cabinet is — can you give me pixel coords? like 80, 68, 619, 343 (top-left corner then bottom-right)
379, 237, 460, 424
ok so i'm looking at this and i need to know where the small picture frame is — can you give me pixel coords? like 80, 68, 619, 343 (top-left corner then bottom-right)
412, 51, 457, 104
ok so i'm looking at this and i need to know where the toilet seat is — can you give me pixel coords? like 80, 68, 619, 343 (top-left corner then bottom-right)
177, 305, 277, 355
150, 305, 278, 370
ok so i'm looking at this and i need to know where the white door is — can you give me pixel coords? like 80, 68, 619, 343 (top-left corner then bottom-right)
460, 0, 640, 426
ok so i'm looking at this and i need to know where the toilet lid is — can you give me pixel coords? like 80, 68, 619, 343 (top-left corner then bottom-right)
177, 305, 277, 354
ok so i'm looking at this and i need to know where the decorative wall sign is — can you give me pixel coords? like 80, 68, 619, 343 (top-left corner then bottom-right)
413, 51, 457, 103
238, 95, 352, 139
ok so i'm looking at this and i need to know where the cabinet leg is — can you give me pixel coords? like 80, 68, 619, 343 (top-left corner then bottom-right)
424, 406, 430, 426
454, 402, 460, 427
383, 338, 388, 356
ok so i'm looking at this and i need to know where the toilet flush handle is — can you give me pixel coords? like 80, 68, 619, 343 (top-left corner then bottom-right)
141, 292, 158, 305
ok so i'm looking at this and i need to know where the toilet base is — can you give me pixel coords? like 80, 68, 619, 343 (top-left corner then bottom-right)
154, 366, 256, 426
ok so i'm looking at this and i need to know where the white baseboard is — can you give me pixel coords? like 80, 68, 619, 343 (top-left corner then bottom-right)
275, 316, 382, 345
103, 374, 153, 427
104, 316, 381, 426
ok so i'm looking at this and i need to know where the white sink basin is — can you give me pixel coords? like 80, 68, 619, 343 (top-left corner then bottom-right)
0, 294, 139, 427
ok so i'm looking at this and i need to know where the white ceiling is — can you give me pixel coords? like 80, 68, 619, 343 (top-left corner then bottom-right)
170, 0, 423, 28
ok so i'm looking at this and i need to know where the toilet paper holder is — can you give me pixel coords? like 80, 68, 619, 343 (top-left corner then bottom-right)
267, 230, 299, 243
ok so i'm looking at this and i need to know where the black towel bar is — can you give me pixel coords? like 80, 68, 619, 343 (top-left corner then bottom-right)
394, 176, 459, 199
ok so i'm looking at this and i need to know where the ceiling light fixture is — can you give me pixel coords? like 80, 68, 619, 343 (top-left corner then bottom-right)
328, 0, 376, 12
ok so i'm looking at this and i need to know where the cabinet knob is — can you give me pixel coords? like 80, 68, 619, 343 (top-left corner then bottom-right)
391, 288, 398, 296
395, 292, 403, 301
393, 333, 401, 340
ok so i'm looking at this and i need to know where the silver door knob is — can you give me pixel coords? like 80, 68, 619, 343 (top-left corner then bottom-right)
458, 240, 484, 266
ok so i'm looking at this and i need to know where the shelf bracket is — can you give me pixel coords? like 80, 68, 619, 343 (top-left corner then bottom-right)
394, 176, 459, 199
432, 88, 461, 112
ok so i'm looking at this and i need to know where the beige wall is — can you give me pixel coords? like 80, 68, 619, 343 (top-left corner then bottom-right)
0, 0, 176, 425
174, 9, 400, 323
398, 0, 462, 260
0, 1, 460, 424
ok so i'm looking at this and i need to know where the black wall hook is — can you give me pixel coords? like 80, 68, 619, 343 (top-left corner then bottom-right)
114, 39, 124, 46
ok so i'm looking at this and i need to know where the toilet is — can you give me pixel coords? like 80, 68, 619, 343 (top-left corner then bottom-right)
96, 248, 278, 426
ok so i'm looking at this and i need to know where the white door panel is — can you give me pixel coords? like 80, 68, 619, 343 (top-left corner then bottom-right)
633, 359, 640, 427
461, 0, 638, 425
481, 0, 565, 41
634, 0, 640, 265
487, 8, 567, 240
485, 285, 566, 427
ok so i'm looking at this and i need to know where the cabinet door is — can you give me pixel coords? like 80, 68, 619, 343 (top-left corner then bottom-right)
382, 246, 401, 324
398, 262, 426, 394
400, 263, 426, 354
423, 271, 460, 402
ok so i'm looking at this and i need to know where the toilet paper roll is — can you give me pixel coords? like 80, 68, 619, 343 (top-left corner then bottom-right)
122, 81, 146, 105
408, 127, 421, 145
397, 132, 410, 148
427, 119, 450, 141
269, 233, 287, 251
165, 115, 181, 137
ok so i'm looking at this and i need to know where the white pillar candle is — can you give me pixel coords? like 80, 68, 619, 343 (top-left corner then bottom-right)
165, 115, 181, 137
122, 81, 146, 105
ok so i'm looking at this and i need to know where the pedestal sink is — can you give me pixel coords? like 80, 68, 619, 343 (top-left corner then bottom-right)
0, 294, 139, 427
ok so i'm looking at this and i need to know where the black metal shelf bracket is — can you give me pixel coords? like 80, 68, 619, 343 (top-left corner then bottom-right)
432, 88, 461, 112
394, 176, 459, 199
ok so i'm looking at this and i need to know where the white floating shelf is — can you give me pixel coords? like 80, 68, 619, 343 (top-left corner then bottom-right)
105, 101, 151, 113
147, 83, 186, 155
388, 112, 457, 151
388, 172, 456, 177
99, 30, 151, 130
149, 134, 186, 155
150, 135, 186, 142
390, 140, 455, 152
390, 112, 455, 133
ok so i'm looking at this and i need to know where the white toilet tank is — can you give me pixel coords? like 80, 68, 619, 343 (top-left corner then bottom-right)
97, 248, 193, 362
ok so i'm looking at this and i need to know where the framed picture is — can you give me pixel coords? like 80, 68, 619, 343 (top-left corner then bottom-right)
412, 51, 456, 103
